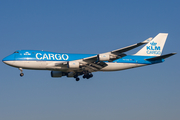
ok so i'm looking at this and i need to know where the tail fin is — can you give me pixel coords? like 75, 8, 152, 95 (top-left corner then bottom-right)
135, 33, 168, 56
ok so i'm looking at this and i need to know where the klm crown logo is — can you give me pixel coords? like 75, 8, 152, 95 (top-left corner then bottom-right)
150, 41, 157, 46
24, 52, 31, 55
146, 41, 161, 55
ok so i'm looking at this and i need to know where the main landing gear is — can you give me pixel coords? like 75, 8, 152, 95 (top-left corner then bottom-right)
83, 73, 93, 79
74, 74, 80, 81
76, 77, 80, 81
73, 72, 93, 81
19, 68, 24, 77
83, 71, 93, 79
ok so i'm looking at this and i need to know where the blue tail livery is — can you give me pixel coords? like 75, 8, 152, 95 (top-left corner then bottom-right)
2, 33, 176, 81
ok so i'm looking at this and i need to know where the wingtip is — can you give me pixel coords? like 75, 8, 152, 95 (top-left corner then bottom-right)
142, 37, 153, 43
172, 52, 177, 55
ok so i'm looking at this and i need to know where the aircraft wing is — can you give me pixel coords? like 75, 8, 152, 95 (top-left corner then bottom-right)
48, 37, 152, 72
104, 37, 152, 55
83, 37, 152, 62
80, 61, 108, 72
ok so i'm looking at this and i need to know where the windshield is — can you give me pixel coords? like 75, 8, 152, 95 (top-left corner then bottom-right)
14, 51, 19, 53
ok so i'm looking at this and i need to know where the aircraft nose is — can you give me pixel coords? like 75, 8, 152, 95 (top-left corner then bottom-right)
2, 57, 9, 65
2, 56, 8, 63
2, 60, 8, 64
2, 54, 15, 65
2, 58, 5, 63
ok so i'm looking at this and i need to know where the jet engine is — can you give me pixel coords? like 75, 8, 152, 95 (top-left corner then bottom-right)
98, 54, 117, 61
68, 61, 80, 68
51, 71, 65, 77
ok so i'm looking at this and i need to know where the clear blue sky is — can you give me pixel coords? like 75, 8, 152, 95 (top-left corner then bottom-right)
0, 0, 179, 120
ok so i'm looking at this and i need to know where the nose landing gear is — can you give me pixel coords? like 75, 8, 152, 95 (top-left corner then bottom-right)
19, 68, 24, 77
20, 73, 24, 77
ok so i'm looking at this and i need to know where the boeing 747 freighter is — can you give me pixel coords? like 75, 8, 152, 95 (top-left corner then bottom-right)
2, 33, 176, 81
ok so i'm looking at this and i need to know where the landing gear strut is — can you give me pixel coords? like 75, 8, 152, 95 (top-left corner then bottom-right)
19, 68, 24, 77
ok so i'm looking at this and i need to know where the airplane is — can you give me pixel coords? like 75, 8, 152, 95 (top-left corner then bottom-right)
2, 33, 176, 81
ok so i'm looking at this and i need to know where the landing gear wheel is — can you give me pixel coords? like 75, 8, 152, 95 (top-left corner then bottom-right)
20, 73, 24, 77
74, 75, 78, 78
82, 73, 93, 79
89, 74, 93, 78
83, 75, 86, 79
76, 77, 80, 81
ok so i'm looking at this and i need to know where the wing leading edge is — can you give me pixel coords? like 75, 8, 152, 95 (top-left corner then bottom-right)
83, 37, 152, 63
79, 37, 153, 72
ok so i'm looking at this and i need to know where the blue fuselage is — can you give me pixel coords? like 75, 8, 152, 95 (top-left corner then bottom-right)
2, 50, 164, 65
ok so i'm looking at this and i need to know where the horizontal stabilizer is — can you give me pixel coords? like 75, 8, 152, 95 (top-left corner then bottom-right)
145, 53, 177, 61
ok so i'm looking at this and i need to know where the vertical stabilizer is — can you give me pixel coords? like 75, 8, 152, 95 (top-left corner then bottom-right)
135, 33, 168, 56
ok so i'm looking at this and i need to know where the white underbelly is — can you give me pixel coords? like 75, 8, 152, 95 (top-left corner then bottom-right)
7, 61, 65, 70
12, 61, 47, 69
100, 63, 146, 71
5, 61, 147, 72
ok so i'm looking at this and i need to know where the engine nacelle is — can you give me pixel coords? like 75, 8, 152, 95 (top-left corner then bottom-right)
51, 71, 65, 77
68, 61, 80, 68
98, 54, 117, 61
98, 54, 110, 61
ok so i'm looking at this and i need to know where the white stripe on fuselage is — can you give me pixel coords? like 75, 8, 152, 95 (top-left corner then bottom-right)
3, 61, 147, 71
100, 62, 146, 71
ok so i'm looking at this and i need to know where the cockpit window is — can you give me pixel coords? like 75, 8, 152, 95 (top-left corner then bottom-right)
14, 51, 19, 53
